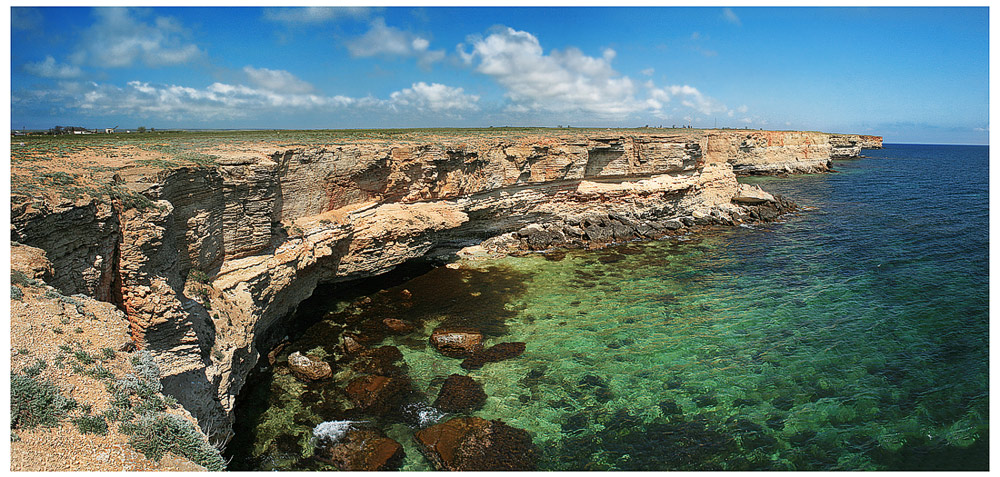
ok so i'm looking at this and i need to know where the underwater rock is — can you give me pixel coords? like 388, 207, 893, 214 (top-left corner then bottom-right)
339, 333, 365, 355
434, 374, 487, 413
415, 417, 537, 471
351, 346, 406, 376
287, 351, 332, 381
314, 427, 405, 471
344, 374, 412, 415
460, 342, 526, 370
383, 318, 416, 334
430, 328, 484, 358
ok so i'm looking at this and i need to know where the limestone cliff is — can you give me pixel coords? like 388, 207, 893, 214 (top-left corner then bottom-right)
9, 129, 881, 443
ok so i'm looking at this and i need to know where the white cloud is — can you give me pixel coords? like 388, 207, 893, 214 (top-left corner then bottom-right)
346, 18, 445, 67
14, 78, 481, 123
73, 8, 203, 68
459, 27, 648, 116
24, 56, 83, 79
243, 66, 314, 94
722, 8, 742, 26
263, 7, 370, 24
389, 82, 479, 112
641, 68, 654, 76
459, 26, 734, 122
737, 104, 749, 113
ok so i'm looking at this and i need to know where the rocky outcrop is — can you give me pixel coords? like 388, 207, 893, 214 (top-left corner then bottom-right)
9, 129, 878, 443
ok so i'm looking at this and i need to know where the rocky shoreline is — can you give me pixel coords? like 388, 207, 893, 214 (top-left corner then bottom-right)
10, 128, 881, 470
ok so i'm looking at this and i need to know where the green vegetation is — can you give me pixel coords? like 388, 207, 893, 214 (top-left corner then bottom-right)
187, 269, 210, 284
72, 415, 109, 435
11, 372, 77, 430
12, 285, 23, 301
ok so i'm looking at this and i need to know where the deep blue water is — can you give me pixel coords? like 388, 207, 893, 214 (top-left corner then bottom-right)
229, 143, 988, 471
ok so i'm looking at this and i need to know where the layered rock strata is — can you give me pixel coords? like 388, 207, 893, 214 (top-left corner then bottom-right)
9, 129, 881, 442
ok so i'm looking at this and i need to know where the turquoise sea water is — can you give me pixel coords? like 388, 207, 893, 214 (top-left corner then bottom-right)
227, 144, 988, 471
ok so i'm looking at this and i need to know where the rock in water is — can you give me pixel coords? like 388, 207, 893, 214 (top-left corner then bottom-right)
287, 351, 332, 381
314, 426, 405, 471
429, 328, 484, 358
460, 342, 527, 370
434, 374, 487, 413
732, 183, 775, 204
350, 345, 406, 376
415, 417, 537, 471
383, 318, 416, 334
344, 374, 412, 415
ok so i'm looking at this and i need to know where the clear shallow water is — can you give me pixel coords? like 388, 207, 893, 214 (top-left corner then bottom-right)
227, 144, 988, 471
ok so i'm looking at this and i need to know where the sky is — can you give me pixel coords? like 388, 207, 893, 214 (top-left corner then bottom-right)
9, 6, 989, 144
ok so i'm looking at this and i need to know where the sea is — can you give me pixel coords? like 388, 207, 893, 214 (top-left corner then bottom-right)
226, 143, 989, 471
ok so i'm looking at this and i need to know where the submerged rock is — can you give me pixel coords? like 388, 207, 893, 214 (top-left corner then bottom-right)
344, 374, 412, 415
383, 318, 416, 334
429, 328, 484, 358
350, 346, 405, 376
287, 351, 332, 381
434, 374, 487, 413
314, 426, 404, 471
415, 417, 537, 471
460, 342, 526, 370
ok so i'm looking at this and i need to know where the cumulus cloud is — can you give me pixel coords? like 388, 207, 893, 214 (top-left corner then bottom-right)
347, 18, 445, 67
722, 8, 741, 26
458, 26, 736, 122
389, 82, 479, 112
24, 56, 84, 79
263, 7, 370, 24
72, 7, 203, 68
243, 66, 315, 94
458, 27, 650, 116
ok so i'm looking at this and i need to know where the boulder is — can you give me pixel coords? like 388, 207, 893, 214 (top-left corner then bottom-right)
287, 351, 332, 381
351, 346, 406, 376
434, 374, 487, 413
345, 374, 412, 415
415, 417, 537, 471
383, 318, 416, 334
429, 328, 484, 358
314, 427, 404, 471
732, 183, 775, 204
460, 342, 527, 370
339, 333, 365, 355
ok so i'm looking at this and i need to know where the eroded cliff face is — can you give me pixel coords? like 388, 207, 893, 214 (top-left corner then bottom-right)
9, 129, 880, 440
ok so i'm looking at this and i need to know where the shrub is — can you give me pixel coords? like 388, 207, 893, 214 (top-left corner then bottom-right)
100, 347, 116, 360
23, 359, 47, 377
123, 413, 226, 471
11, 373, 77, 429
73, 415, 109, 435
187, 270, 209, 284
74, 350, 94, 365
11, 269, 39, 287
11, 285, 23, 301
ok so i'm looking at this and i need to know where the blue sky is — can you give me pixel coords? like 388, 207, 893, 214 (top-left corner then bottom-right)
10, 6, 989, 144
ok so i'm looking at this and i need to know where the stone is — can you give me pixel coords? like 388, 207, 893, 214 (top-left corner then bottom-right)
287, 351, 332, 381
345, 374, 412, 415
340, 333, 365, 355
383, 318, 416, 334
429, 328, 483, 358
731, 184, 775, 204
351, 346, 405, 376
433, 374, 487, 413
415, 417, 537, 471
460, 342, 526, 370
314, 427, 405, 471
